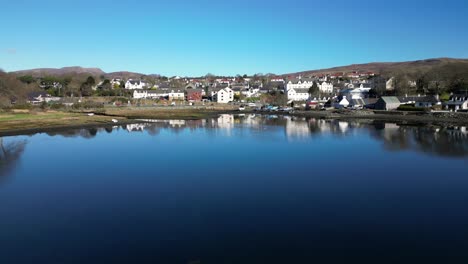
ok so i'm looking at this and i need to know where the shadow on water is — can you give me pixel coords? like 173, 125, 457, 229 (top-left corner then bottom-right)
0, 137, 27, 183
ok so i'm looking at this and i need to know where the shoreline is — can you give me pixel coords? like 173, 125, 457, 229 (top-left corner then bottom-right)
1, 108, 468, 137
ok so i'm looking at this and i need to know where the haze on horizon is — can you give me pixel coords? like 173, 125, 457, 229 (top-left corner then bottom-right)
1, 0, 467, 76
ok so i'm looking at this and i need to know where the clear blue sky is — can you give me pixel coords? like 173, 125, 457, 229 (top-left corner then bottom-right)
1, 0, 467, 76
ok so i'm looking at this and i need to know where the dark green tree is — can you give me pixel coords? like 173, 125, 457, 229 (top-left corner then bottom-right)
308, 81, 319, 96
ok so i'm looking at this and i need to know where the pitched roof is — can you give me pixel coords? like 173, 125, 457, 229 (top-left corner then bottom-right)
380, 96, 400, 104
349, 98, 366, 106
186, 89, 203, 94
291, 88, 310, 94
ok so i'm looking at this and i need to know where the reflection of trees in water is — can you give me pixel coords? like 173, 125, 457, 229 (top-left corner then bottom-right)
0, 137, 27, 181
45, 127, 118, 139
369, 123, 468, 157
9, 115, 468, 158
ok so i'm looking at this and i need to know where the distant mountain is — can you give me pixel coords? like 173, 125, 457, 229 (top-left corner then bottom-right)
106, 71, 151, 80
9, 58, 468, 79
11, 67, 154, 81
12, 66, 106, 77
285, 58, 468, 77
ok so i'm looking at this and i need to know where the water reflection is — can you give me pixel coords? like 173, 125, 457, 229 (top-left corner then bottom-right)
0, 137, 27, 181
3, 115, 468, 158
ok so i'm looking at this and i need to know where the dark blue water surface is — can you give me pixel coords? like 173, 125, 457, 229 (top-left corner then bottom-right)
1, 115, 468, 263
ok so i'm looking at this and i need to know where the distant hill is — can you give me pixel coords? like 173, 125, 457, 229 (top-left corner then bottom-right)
9, 58, 468, 80
285, 58, 468, 77
11, 67, 154, 81
12, 67, 106, 77
106, 71, 152, 80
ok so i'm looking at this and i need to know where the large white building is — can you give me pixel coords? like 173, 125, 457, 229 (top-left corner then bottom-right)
286, 78, 314, 91
286, 88, 310, 101
285, 78, 315, 102
213, 88, 234, 103
125, 79, 147, 89
318, 82, 333, 94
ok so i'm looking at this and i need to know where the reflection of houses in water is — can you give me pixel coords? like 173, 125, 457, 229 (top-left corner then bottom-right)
380, 123, 400, 142
126, 124, 148, 132
446, 126, 468, 139
338, 121, 349, 134
284, 116, 310, 139
369, 123, 468, 157
169, 120, 186, 127
215, 114, 235, 130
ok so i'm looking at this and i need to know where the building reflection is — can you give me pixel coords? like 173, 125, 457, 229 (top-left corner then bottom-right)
3, 115, 468, 158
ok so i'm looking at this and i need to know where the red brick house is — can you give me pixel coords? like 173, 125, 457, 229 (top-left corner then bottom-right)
186, 89, 203, 101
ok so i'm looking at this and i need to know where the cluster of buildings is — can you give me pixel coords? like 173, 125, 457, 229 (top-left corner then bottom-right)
132, 87, 235, 104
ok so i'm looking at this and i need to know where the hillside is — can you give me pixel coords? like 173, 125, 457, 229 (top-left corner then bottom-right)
9, 57, 468, 80
286, 58, 468, 77
11, 67, 152, 80
13, 67, 106, 77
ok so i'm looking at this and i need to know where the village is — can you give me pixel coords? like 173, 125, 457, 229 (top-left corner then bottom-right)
95, 72, 468, 112
27, 71, 468, 113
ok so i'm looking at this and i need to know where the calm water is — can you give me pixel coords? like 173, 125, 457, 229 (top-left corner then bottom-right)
1, 115, 468, 263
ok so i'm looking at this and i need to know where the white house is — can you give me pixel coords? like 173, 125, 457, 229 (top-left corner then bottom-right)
241, 88, 260, 98
125, 79, 147, 90
340, 84, 371, 100
133, 90, 168, 99
27, 92, 61, 104
168, 89, 185, 101
334, 98, 350, 109
213, 88, 234, 103
111, 78, 122, 87
443, 95, 468, 112
286, 78, 314, 91
287, 88, 310, 101
318, 82, 333, 94
270, 77, 285, 83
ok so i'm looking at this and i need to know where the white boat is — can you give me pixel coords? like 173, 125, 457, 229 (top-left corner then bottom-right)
111, 119, 118, 123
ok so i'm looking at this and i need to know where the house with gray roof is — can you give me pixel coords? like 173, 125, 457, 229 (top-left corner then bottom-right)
375, 96, 401, 110
443, 94, 468, 112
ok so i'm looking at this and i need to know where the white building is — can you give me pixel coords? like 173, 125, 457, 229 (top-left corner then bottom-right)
133, 90, 168, 99
270, 77, 285, 83
27, 92, 61, 104
286, 78, 314, 91
318, 82, 333, 94
111, 78, 122, 87
334, 98, 350, 109
241, 88, 260, 98
287, 88, 310, 101
125, 79, 147, 90
340, 84, 371, 100
168, 90, 185, 101
213, 88, 234, 103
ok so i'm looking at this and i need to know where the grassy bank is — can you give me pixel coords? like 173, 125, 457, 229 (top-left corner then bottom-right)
0, 106, 238, 136
0, 110, 127, 135
101, 107, 236, 120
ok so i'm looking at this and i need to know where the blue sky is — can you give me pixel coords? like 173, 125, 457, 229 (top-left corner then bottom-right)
1, 0, 467, 76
